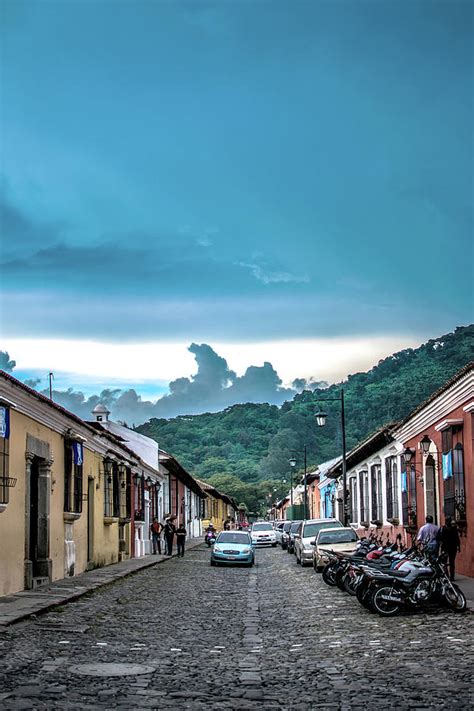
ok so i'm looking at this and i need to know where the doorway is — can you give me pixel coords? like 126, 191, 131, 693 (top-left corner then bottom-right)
87, 477, 94, 563
25, 439, 52, 589
29, 458, 40, 577
425, 455, 438, 524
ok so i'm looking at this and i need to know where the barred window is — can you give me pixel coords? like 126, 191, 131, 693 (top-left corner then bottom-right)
119, 466, 131, 520
359, 471, 368, 522
134, 474, 145, 521
349, 477, 358, 523
64, 441, 83, 514
400, 457, 409, 525
385, 456, 399, 520
443, 427, 464, 521
370, 464, 382, 521
0, 435, 10, 505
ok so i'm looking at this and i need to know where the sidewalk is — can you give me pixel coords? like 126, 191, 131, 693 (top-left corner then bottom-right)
456, 574, 474, 608
0, 537, 204, 627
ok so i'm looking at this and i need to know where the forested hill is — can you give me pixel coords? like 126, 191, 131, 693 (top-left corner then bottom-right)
137, 326, 474, 487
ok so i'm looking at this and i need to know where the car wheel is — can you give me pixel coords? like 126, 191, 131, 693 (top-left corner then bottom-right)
210, 559, 216, 566
272, 543, 277, 547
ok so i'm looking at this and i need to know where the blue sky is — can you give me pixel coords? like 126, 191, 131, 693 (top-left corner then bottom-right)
1, 0, 472, 402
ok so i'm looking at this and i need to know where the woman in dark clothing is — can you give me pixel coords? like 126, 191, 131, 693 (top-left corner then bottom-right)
440, 517, 461, 581
163, 517, 176, 556
176, 523, 187, 557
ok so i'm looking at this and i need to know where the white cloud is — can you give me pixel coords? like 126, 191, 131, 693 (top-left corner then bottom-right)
2, 334, 424, 389
237, 262, 310, 285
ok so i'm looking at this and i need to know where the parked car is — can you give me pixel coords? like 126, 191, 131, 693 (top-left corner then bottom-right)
312, 526, 359, 571
286, 521, 303, 554
273, 521, 285, 545
250, 522, 277, 547
294, 519, 344, 566
210, 531, 255, 566
281, 521, 293, 549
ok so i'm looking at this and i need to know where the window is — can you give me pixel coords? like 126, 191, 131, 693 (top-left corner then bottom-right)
64, 441, 83, 514
119, 466, 131, 520
401, 457, 409, 525
359, 471, 368, 522
385, 456, 399, 520
0, 405, 13, 505
443, 426, 465, 522
104, 459, 120, 518
349, 478, 358, 523
134, 474, 145, 521
370, 464, 382, 521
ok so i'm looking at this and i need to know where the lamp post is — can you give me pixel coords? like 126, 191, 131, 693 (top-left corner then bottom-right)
314, 388, 348, 526
289, 457, 296, 508
289, 444, 308, 519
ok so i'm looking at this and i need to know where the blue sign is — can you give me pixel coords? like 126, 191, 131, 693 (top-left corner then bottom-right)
442, 452, 452, 480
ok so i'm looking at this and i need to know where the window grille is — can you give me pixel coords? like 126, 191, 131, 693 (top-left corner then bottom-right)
371, 464, 382, 521
64, 441, 83, 513
359, 471, 368, 522
0, 435, 10, 505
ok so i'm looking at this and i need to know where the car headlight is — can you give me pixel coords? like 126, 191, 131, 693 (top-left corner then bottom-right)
242, 547, 251, 554
214, 545, 222, 552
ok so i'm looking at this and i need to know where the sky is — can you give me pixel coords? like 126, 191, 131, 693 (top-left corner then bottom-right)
0, 0, 473, 419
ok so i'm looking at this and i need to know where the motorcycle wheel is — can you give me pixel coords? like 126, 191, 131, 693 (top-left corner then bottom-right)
371, 585, 401, 617
444, 583, 467, 612
356, 580, 374, 609
322, 562, 338, 587
335, 569, 346, 592
343, 574, 357, 596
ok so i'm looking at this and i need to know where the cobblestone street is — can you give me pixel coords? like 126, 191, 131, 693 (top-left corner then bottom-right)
1, 545, 473, 710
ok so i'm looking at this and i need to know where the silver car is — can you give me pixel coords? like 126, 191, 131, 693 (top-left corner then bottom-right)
274, 521, 285, 545
293, 518, 344, 566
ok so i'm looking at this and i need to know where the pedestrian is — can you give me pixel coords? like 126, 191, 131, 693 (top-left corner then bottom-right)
440, 516, 461, 581
176, 522, 187, 557
416, 515, 441, 556
150, 518, 162, 555
163, 516, 176, 556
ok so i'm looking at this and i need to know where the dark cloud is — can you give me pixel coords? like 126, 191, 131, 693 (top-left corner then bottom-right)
4, 343, 300, 424
292, 377, 329, 391
0, 351, 16, 372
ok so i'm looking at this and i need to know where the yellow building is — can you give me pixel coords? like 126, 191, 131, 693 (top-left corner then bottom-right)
0, 372, 162, 596
197, 480, 237, 531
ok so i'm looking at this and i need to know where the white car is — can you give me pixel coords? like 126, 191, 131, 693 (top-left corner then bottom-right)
274, 521, 285, 545
250, 522, 277, 547
293, 518, 343, 566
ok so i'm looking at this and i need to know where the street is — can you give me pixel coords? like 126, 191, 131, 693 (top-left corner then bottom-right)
0, 545, 473, 710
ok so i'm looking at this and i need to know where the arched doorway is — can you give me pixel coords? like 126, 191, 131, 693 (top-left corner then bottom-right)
424, 455, 438, 525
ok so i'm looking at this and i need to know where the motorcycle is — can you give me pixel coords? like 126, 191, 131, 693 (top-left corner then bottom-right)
205, 531, 217, 546
366, 553, 467, 616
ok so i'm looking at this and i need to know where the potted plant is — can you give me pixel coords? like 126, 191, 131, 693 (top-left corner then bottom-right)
387, 517, 400, 526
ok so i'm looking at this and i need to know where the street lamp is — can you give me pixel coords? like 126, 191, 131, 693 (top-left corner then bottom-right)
315, 390, 348, 526
289, 457, 296, 507
289, 446, 308, 520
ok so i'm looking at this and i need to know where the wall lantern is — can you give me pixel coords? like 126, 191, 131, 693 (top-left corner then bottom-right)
289, 457, 297, 468
402, 447, 414, 466
420, 435, 432, 455
315, 411, 327, 427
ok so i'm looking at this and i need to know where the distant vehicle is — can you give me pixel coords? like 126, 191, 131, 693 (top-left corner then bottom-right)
281, 521, 293, 549
312, 526, 359, 571
286, 521, 303, 554
294, 519, 344, 566
250, 522, 277, 547
210, 531, 255, 567
274, 521, 285, 545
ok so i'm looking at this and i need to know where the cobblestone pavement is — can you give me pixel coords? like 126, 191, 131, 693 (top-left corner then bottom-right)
0, 545, 473, 710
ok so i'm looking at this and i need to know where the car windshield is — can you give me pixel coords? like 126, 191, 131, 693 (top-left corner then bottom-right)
252, 523, 273, 531
303, 521, 342, 538
283, 523, 292, 532
217, 532, 251, 544
318, 529, 358, 544
290, 522, 301, 533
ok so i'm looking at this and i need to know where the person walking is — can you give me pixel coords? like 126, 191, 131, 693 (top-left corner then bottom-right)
440, 516, 461, 581
150, 518, 162, 555
163, 516, 176, 556
176, 522, 187, 558
417, 515, 441, 556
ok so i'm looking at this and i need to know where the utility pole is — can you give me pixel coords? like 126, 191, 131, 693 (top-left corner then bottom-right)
48, 372, 54, 400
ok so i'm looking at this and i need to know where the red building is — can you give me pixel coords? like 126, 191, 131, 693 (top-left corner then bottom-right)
393, 363, 473, 576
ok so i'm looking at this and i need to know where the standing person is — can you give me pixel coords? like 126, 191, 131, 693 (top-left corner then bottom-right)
150, 518, 162, 555
176, 522, 187, 558
440, 517, 461, 581
416, 515, 441, 555
163, 516, 176, 556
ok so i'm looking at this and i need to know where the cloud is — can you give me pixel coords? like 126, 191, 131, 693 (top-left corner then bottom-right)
4, 343, 297, 423
237, 262, 309, 285
0, 351, 16, 372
